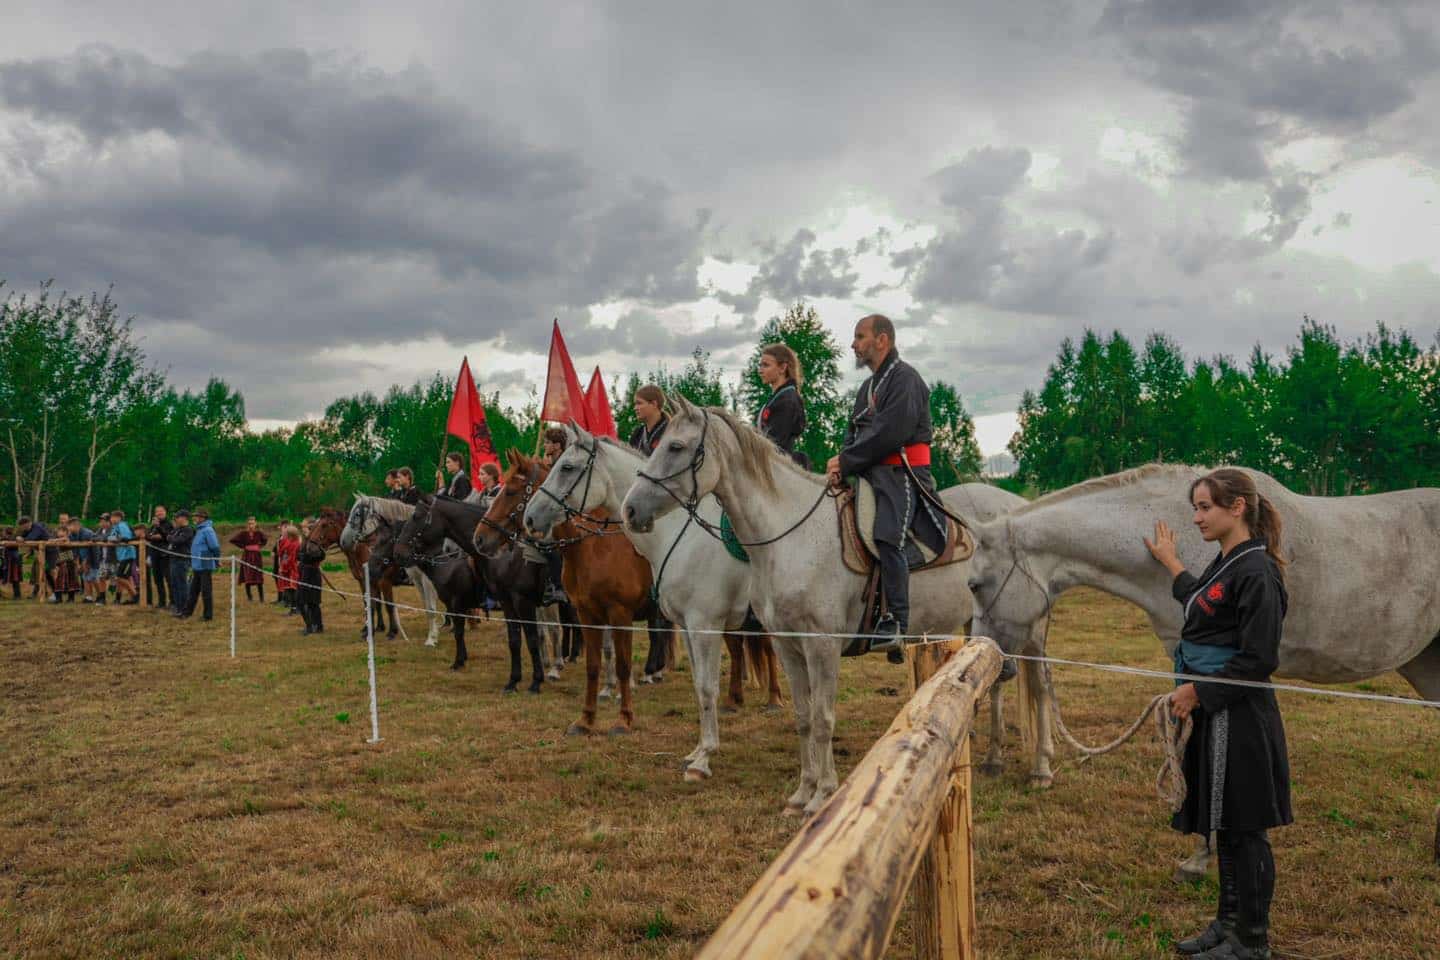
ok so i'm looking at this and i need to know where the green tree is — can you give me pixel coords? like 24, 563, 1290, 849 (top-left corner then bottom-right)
928, 381, 983, 487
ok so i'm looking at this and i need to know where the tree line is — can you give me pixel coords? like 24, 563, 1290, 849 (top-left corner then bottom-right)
1008, 318, 1440, 494
2, 288, 984, 521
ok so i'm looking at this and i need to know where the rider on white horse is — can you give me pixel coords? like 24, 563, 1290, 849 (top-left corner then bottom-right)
826, 314, 945, 658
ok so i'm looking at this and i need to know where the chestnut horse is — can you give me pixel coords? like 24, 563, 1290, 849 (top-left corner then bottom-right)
476, 452, 659, 736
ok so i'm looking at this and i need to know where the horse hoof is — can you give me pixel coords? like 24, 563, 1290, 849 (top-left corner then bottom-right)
978, 760, 1004, 777
424, 639, 438, 648
503, 683, 518, 694
546, 670, 560, 681
719, 704, 739, 715
565, 723, 592, 737
683, 767, 709, 783
607, 725, 631, 737
762, 704, 785, 715
386, 630, 398, 640
449, 662, 464, 671
782, 804, 807, 818
528, 683, 542, 695
1029, 774, 1054, 790
1173, 863, 1208, 884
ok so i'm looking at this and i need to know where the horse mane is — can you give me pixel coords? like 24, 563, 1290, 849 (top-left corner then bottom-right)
701, 405, 822, 493
358, 495, 413, 524
1014, 463, 1208, 515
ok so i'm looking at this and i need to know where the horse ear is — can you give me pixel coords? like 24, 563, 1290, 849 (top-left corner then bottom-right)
569, 419, 590, 443
674, 395, 694, 416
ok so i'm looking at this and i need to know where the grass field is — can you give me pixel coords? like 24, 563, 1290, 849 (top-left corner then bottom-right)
1, 576, 1436, 959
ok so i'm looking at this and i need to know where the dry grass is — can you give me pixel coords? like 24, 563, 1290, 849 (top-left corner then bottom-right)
1, 581, 1436, 959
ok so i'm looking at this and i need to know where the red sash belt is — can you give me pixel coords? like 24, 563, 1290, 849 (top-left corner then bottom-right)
881, 443, 931, 467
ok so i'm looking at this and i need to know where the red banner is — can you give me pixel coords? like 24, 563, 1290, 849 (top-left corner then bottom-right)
445, 357, 499, 470
540, 319, 590, 429
584, 366, 618, 439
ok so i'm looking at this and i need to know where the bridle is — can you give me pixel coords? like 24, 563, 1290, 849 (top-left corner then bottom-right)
384, 499, 462, 572
532, 438, 628, 539
974, 518, 1054, 649
634, 407, 836, 550
473, 464, 542, 556
632, 407, 837, 599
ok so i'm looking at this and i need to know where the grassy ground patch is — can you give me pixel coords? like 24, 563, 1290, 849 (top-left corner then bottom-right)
1, 581, 1435, 958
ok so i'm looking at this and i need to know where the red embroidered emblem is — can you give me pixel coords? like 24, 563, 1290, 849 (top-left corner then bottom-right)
1196, 597, 1214, 615
1207, 582, 1225, 602
762, 408, 771, 421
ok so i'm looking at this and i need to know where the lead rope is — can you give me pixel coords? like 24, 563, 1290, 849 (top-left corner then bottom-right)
1049, 688, 1194, 813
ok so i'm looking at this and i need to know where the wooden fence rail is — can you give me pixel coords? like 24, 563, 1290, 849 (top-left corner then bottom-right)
696, 638, 1004, 960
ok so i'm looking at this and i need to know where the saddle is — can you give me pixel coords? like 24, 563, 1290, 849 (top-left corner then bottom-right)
836, 477, 974, 657
835, 478, 972, 576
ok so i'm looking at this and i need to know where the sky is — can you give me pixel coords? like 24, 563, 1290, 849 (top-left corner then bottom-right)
3, 1, 1439, 455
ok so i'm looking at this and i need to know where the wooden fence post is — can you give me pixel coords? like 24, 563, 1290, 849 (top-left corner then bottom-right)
136, 540, 149, 607
910, 639, 979, 960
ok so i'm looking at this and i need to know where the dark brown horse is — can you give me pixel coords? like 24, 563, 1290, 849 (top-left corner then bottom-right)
476, 452, 659, 736
723, 635, 785, 712
306, 508, 400, 637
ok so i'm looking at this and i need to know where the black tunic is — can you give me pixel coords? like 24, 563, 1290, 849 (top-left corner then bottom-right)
757, 380, 810, 468
838, 351, 944, 554
1170, 539, 1293, 836
442, 471, 472, 500
629, 416, 669, 457
396, 486, 422, 506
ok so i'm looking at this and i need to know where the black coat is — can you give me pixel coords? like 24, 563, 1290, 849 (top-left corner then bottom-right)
441, 471, 472, 501
396, 486, 422, 506
839, 351, 943, 554
629, 416, 669, 457
147, 519, 174, 567
1170, 540, 1293, 835
757, 380, 810, 468
166, 524, 196, 563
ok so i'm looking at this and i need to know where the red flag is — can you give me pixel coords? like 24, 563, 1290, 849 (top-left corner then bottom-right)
584, 366, 618, 439
540, 319, 590, 429
446, 357, 499, 471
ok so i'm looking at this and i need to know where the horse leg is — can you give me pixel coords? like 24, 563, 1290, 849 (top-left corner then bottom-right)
504, 620, 522, 693
599, 629, 616, 701
800, 638, 841, 816
1397, 635, 1440, 701
772, 637, 815, 816
761, 637, 785, 710
682, 627, 723, 782
567, 623, 604, 735
384, 583, 399, 639
610, 622, 635, 736
722, 633, 744, 713
451, 610, 466, 671
1030, 659, 1056, 788
524, 620, 544, 694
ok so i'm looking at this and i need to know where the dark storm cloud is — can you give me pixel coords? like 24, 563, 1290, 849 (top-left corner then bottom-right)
932, 147, 1033, 205
0, 45, 705, 355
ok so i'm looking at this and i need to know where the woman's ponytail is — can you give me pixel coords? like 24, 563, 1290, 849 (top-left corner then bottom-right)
1255, 494, 1286, 577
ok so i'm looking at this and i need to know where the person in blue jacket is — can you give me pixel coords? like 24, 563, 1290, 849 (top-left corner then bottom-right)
107, 509, 139, 605
185, 507, 221, 621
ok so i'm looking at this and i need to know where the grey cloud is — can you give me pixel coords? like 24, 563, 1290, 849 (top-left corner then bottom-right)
716, 228, 859, 316
561, 309, 759, 359
1177, 100, 1272, 181
932, 146, 1032, 206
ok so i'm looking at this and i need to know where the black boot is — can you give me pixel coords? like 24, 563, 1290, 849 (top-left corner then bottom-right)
1194, 832, 1272, 959
870, 543, 909, 663
1177, 838, 1238, 955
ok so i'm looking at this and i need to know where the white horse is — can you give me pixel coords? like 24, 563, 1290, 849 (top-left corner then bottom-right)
966, 463, 1440, 874
622, 399, 975, 815
524, 422, 758, 782
943, 482, 1056, 785
340, 494, 446, 647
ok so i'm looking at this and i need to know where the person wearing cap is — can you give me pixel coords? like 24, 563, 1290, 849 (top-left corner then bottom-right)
166, 511, 195, 615
184, 508, 220, 621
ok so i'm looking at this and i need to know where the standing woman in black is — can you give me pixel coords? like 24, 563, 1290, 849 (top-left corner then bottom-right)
1144, 468, 1291, 960
755, 342, 809, 468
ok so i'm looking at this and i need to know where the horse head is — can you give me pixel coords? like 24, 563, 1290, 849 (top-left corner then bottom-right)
966, 516, 1051, 654
525, 422, 605, 538
391, 495, 441, 568
621, 395, 720, 534
339, 493, 371, 553
476, 452, 546, 554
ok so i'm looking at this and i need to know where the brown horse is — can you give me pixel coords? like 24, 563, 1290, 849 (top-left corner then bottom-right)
475, 452, 659, 736
307, 508, 400, 637
723, 635, 785, 712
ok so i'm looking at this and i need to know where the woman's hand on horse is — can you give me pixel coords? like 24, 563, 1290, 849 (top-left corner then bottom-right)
1144, 520, 1184, 574
825, 455, 842, 488
1169, 682, 1200, 720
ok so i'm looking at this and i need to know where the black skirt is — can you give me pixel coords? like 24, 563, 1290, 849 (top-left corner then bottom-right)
1172, 688, 1293, 835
